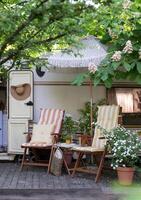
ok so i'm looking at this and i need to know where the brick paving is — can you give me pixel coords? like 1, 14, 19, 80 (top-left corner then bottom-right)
2, 162, 141, 199
0, 162, 113, 190
0, 189, 120, 200
0, 161, 141, 200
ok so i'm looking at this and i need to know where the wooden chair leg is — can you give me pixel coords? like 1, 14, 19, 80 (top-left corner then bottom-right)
48, 146, 56, 174
95, 150, 106, 183
71, 152, 83, 177
63, 155, 71, 175
20, 147, 28, 171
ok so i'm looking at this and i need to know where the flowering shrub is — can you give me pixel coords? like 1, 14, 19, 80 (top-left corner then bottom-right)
74, 0, 141, 88
96, 125, 141, 169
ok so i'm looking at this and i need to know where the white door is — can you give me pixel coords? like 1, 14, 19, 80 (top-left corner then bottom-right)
8, 119, 28, 154
8, 70, 33, 153
8, 70, 33, 119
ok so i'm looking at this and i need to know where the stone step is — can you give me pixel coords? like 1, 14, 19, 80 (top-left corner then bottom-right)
0, 153, 15, 161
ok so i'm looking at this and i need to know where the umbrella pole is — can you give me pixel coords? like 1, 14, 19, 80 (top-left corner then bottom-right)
90, 80, 93, 136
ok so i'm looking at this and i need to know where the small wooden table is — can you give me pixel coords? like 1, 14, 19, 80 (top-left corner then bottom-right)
50, 143, 79, 175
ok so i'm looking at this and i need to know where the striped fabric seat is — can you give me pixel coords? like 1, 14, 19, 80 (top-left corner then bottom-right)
92, 105, 119, 149
38, 108, 65, 134
71, 146, 104, 152
72, 105, 119, 151
71, 105, 120, 183
21, 142, 52, 148
20, 108, 65, 171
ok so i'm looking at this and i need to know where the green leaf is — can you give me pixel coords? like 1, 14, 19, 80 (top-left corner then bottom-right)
127, 71, 137, 81
135, 75, 141, 84
72, 73, 89, 86
131, 62, 136, 69
104, 78, 112, 88
137, 62, 141, 74
93, 77, 100, 86
101, 72, 108, 81
123, 62, 132, 71
111, 62, 121, 70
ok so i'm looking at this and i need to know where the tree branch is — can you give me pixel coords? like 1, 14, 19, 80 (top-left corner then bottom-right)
0, 0, 49, 58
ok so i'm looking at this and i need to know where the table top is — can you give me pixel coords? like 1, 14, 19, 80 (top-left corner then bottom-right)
54, 143, 79, 149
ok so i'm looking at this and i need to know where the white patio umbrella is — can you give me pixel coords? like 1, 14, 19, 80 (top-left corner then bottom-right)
42, 36, 107, 135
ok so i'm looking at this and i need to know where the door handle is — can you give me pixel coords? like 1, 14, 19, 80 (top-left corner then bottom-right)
24, 101, 33, 106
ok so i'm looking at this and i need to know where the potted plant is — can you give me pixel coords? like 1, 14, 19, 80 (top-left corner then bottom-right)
97, 124, 141, 185
77, 99, 106, 146
61, 114, 78, 166
64, 134, 72, 144
61, 114, 78, 142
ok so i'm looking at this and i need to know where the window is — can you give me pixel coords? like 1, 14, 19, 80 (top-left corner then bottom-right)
107, 87, 141, 113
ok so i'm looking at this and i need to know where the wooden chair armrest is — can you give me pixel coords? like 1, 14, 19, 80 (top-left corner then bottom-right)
51, 133, 61, 143
23, 132, 32, 135
28, 120, 37, 124
51, 133, 61, 136
23, 132, 32, 142
77, 133, 85, 137
99, 136, 106, 139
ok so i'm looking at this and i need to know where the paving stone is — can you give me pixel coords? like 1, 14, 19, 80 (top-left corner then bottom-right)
0, 189, 120, 200
0, 162, 114, 190
0, 163, 127, 199
1, 162, 141, 199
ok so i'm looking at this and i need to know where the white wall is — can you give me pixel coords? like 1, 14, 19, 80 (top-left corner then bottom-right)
34, 85, 106, 121
33, 69, 106, 121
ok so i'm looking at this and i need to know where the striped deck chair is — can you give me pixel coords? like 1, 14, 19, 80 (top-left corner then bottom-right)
20, 108, 65, 171
71, 105, 119, 183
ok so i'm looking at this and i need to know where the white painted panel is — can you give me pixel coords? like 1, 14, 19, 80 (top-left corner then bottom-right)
8, 119, 28, 154
9, 70, 33, 119
3, 112, 8, 147
34, 85, 106, 122
33, 67, 82, 82
0, 111, 3, 146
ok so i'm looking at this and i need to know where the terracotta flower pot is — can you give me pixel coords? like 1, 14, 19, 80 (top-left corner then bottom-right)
66, 139, 71, 144
117, 167, 135, 186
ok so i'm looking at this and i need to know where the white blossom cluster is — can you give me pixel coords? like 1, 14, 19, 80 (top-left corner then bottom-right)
88, 62, 97, 74
95, 124, 141, 169
123, 40, 133, 54
139, 48, 141, 59
111, 40, 133, 62
108, 28, 117, 39
111, 51, 122, 62
122, 0, 131, 9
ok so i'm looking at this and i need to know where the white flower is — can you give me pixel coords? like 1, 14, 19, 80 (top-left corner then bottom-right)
122, 0, 131, 9
123, 40, 133, 54
88, 62, 97, 74
65, 113, 72, 117
96, 124, 141, 169
108, 28, 117, 39
111, 51, 122, 62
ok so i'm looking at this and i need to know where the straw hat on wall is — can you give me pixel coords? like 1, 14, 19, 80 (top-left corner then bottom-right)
10, 83, 31, 101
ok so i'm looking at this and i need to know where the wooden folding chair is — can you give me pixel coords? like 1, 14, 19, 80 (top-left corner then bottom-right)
71, 105, 120, 183
20, 108, 65, 171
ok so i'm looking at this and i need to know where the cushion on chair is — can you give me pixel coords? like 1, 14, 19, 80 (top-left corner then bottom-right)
72, 146, 104, 152
38, 109, 64, 134
92, 105, 119, 149
21, 142, 51, 148
30, 124, 55, 145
